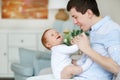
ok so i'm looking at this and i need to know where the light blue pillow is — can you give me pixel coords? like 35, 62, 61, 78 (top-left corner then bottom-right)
36, 51, 51, 60
19, 48, 36, 66
19, 48, 51, 66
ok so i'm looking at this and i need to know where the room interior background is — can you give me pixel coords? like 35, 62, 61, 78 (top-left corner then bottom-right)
0, 0, 120, 79
0, 0, 120, 29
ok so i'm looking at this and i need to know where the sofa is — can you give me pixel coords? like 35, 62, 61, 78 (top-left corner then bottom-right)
11, 48, 51, 80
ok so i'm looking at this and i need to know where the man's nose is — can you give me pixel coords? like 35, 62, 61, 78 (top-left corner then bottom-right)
73, 19, 77, 25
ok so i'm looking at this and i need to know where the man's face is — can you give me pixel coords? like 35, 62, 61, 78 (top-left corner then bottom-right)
70, 8, 92, 31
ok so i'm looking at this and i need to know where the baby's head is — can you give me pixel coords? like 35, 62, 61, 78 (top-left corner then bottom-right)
41, 28, 63, 50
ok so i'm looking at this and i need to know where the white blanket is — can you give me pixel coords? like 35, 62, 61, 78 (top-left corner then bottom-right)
26, 74, 75, 80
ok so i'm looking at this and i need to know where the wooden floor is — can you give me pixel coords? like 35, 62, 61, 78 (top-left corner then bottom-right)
0, 78, 14, 80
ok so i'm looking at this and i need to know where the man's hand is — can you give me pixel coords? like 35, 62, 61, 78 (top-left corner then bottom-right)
72, 32, 91, 54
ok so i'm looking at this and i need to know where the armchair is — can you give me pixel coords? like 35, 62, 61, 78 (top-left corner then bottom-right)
11, 48, 51, 80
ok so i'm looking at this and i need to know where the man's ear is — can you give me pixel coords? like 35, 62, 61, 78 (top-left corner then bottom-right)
86, 9, 93, 18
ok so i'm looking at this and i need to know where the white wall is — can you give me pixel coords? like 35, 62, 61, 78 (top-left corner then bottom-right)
97, 0, 120, 24
0, 10, 58, 29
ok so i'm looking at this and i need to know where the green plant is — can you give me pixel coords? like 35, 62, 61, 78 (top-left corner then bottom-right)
63, 29, 89, 46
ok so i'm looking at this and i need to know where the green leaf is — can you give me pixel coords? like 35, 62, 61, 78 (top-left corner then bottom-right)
63, 29, 89, 46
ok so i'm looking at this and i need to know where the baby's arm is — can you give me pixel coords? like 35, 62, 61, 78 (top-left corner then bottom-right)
77, 57, 93, 71
57, 44, 79, 55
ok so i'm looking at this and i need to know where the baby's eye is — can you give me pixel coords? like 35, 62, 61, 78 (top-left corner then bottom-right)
51, 34, 54, 36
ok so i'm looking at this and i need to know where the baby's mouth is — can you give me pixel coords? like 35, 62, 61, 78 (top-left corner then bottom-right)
57, 36, 61, 39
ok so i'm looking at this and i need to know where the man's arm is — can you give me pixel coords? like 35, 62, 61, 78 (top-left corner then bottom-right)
75, 33, 120, 74
86, 48, 120, 74
108, 45, 120, 65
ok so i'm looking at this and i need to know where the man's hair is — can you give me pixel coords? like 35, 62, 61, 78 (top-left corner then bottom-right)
67, 0, 100, 16
41, 28, 51, 50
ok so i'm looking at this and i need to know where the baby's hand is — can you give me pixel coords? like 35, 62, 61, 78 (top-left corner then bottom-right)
72, 59, 77, 65
71, 35, 80, 45
70, 39, 75, 45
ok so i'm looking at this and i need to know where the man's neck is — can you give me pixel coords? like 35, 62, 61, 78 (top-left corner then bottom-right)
92, 15, 102, 25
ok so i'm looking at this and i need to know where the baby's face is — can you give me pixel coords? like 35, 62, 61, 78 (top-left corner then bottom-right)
45, 29, 63, 47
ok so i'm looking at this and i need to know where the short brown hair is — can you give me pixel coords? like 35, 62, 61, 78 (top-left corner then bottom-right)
67, 0, 100, 16
41, 28, 51, 50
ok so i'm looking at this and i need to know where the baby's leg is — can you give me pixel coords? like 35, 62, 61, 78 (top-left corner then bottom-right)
61, 65, 82, 79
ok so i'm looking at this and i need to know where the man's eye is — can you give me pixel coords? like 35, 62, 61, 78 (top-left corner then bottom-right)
74, 17, 77, 19
51, 34, 54, 36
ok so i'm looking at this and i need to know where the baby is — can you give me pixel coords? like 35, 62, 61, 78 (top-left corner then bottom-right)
41, 28, 92, 79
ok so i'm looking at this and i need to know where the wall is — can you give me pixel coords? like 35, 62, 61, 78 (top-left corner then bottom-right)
0, 0, 120, 30
97, 0, 120, 24
0, 10, 58, 30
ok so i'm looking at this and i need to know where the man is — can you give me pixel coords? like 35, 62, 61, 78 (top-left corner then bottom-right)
67, 0, 120, 80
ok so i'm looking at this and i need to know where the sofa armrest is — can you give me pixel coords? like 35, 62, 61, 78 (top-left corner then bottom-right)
38, 67, 52, 75
11, 63, 33, 76
33, 58, 51, 76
